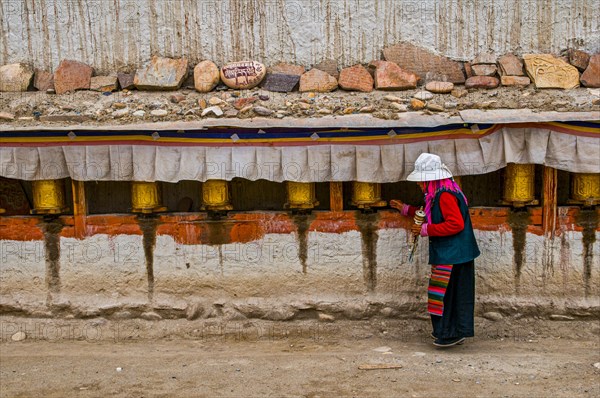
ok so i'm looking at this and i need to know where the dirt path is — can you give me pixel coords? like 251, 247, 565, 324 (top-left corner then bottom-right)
1, 317, 599, 397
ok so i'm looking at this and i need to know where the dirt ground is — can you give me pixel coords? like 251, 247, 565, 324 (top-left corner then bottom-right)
0, 316, 599, 397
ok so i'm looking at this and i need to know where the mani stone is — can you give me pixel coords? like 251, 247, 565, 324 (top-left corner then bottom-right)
299, 68, 338, 92
498, 54, 525, 76
465, 76, 500, 89
338, 64, 374, 92
471, 53, 498, 76
580, 54, 600, 88
220, 61, 266, 90
134, 56, 188, 90
382, 42, 465, 84
33, 68, 54, 91
0, 63, 34, 92
523, 54, 580, 89
269, 63, 305, 76
53, 60, 93, 94
117, 72, 135, 90
471, 64, 498, 76
313, 59, 339, 80
261, 73, 301, 92
194, 60, 220, 92
425, 81, 454, 94
90, 76, 118, 92
500, 76, 531, 86
568, 49, 591, 71
369, 60, 419, 90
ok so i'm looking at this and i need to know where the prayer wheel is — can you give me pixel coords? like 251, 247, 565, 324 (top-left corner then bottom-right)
31, 179, 67, 215
569, 173, 600, 206
351, 182, 387, 209
131, 182, 166, 213
285, 182, 319, 209
453, 176, 463, 189
502, 163, 537, 207
201, 180, 233, 211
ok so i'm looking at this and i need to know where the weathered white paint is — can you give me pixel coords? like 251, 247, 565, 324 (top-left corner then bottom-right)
1, 228, 597, 314
1, 0, 598, 73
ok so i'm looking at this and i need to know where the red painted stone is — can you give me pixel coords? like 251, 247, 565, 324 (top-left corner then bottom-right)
53, 60, 93, 94
580, 54, 600, 88
383, 42, 465, 83
338, 64, 374, 92
465, 76, 500, 89
369, 60, 419, 90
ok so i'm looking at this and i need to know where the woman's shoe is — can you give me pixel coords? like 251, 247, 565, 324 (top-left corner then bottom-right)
433, 337, 465, 347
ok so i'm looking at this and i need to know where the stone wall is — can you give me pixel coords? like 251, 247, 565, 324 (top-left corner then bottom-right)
1, 0, 599, 73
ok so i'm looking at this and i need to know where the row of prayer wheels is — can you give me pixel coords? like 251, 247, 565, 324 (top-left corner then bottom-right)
22, 166, 600, 215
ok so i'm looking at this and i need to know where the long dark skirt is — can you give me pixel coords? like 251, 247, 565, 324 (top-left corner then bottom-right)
430, 260, 475, 340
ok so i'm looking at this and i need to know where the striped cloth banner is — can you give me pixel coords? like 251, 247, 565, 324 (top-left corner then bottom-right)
428, 264, 454, 316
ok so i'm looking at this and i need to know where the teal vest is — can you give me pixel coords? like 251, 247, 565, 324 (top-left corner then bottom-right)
428, 189, 480, 265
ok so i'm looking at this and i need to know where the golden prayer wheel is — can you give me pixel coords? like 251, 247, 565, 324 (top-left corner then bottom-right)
351, 182, 387, 209
201, 180, 233, 211
31, 179, 68, 215
131, 181, 166, 213
502, 163, 538, 207
569, 173, 600, 206
453, 176, 462, 189
285, 182, 319, 209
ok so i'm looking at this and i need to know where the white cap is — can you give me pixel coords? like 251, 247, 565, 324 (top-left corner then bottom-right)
407, 153, 453, 182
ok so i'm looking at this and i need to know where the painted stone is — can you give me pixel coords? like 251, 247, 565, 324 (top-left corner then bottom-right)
498, 54, 525, 76
33, 69, 54, 91
500, 76, 531, 86
90, 76, 118, 92
134, 56, 188, 90
369, 60, 418, 90
0, 63, 34, 92
338, 64, 374, 92
523, 54, 580, 89
194, 60, 220, 92
299, 68, 338, 92
465, 76, 500, 89
472, 64, 498, 76
53, 60, 93, 94
261, 73, 301, 92
567, 49, 590, 71
383, 42, 465, 84
117, 72, 135, 90
580, 54, 600, 88
313, 59, 339, 79
220, 61, 266, 89
425, 81, 454, 94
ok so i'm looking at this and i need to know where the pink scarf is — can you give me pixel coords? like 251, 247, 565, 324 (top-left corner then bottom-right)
423, 178, 467, 223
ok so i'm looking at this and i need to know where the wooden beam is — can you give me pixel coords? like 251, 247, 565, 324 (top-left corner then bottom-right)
542, 167, 558, 238
330, 182, 343, 212
71, 180, 88, 239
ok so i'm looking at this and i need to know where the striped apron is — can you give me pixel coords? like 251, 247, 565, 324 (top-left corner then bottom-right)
428, 264, 453, 316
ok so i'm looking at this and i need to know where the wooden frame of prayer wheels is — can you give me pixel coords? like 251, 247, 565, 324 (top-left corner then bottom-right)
31, 179, 68, 215
569, 173, 600, 206
285, 182, 319, 210
501, 163, 538, 207
201, 180, 233, 211
351, 182, 387, 209
131, 182, 167, 213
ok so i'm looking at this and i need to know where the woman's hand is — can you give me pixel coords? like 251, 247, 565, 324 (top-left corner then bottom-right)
390, 199, 404, 211
410, 223, 422, 236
